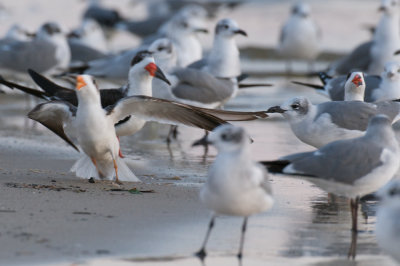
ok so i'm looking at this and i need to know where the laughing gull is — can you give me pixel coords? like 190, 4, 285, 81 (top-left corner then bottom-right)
294, 62, 400, 102
278, 2, 320, 72
69, 19, 108, 52
118, 4, 209, 39
82, 0, 124, 33
27, 75, 232, 182
192, 125, 274, 261
69, 14, 207, 83
263, 114, 400, 258
326, 42, 373, 76
327, 0, 400, 76
368, 0, 400, 75
0, 22, 70, 77
266, 96, 400, 148
376, 180, 400, 263
188, 18, 247, 78
1, 24, 31, 43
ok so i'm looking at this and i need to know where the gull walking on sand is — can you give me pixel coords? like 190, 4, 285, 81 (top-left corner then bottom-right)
193, 125, 274, 261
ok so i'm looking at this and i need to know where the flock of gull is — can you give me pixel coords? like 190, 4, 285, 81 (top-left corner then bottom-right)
1, 0, 400, 263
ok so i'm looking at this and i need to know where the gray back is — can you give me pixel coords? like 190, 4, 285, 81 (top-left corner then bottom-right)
171, 67, 234, 104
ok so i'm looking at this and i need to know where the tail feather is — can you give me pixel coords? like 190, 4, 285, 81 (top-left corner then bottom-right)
239, 83, 273, 89
0, 75, 48, 99
70, 155, 141, 182
291, 81, 324, 90
28, 69, 72, 96
260, 160, 290, 173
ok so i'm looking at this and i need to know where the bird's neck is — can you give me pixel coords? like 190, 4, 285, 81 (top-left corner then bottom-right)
207, 36, 241, 78
365, 125, 397, 148
126, 72, 153, 97
344, 88, 365, 101
375, 12, 400, 41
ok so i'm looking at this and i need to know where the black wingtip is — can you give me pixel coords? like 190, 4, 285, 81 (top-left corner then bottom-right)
261, 160, 290, 173
317, 72, 333, 85
291, 81, 324, 90
239, 83, 273, 89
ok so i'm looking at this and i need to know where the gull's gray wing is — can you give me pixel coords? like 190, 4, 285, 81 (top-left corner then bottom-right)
187, 58, 207, 70
328, 41, 373, 75
106, 95, 228, 131
364, 75, 383, 102
83, 48, 141, 79
27, 101, 79, 151
285, 138, 384, 185
68, 40, 107, 63
326, 76, 346, 101
171, 68, 234, 104
190, 108, 268, 121
0, 39, 58, 73
316, 101, 378, 131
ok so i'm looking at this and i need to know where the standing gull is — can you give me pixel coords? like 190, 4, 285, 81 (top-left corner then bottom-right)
266, 95, 400, 148
27, 75, 235, 182
188, 18, 247, 78
263, 114, 400, 258
192, 125, 274, 261
278, 2, 320, 72
294, 62, 400, 102
0, 22, 70, 78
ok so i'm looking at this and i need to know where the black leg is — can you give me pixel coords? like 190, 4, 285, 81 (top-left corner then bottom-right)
237, 217, 248, 260
195, 215, 216, 261
347, 230, 358, 260
347, 197, 360, 259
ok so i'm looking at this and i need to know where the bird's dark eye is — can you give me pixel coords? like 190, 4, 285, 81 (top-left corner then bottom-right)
182, 22, 188, 28
158, 46, 164, 51
389, 188, 399, 196
291, 104, 300, 109
224, 25, 229, 29
221, 133, 228, 140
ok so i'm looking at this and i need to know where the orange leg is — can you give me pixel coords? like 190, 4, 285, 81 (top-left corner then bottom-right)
113, 159, 121, 184
117, 137, 124, 158
91, 157, 104, 178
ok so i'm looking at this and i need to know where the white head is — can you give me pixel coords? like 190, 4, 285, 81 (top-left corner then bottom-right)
148, 38, 177, 70
75, 74, 100, 102
344, 72, 365, 101
214, 18, 247, 39
267, 97, 311, 121
166, 13, 208, 39
177, 4, 209, 29
5, 24, 31, 41
36, 22, 64, 41
378, 179, 400, 204
379, 0, 400, 15
382, 61, 400, 81
291, 2, 311, 18
206, 124, 250, 153
128, 51, 170, 89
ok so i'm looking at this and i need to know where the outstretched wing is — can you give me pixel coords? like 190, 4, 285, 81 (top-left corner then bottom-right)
106, 95, 229, 131
28, 101, 79, 151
